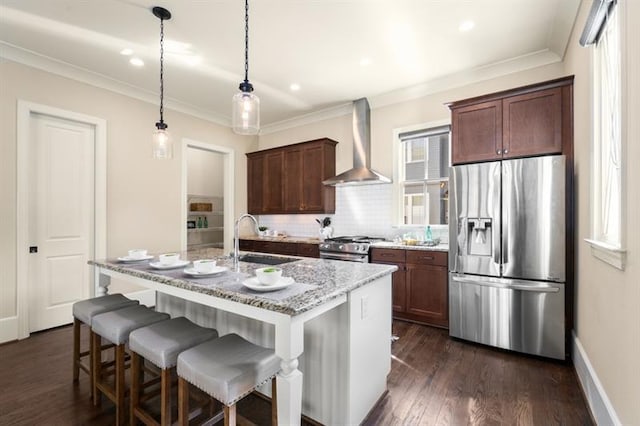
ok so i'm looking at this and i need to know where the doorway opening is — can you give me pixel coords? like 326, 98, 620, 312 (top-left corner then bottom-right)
181, 139, 235, 254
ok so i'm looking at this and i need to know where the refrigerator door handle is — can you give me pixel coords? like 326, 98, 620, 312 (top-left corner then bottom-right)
501, 161, 510, 266
451, 275, 560, 293
491, 163, 501, 266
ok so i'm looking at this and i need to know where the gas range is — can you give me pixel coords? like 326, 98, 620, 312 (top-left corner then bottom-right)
319, 236, 387, 262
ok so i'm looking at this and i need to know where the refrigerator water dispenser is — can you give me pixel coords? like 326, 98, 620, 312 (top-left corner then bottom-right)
467, 218, 492, 256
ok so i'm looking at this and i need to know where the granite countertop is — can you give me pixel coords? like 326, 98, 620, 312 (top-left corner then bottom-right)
239, 235, 322, 244
370, 241, 449, 252
90, 248, 396, 317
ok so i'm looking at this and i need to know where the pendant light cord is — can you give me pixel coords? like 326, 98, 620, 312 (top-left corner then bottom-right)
244, 0, 249, 83
159, 17, 165, 125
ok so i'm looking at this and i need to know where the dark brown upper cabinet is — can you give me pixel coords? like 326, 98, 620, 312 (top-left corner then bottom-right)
449, 77, 573, 165
247, 138, 337, 215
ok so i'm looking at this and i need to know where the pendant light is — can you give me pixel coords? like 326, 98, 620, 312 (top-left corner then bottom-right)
232, 0, 260, 135
152, 6, 172, 159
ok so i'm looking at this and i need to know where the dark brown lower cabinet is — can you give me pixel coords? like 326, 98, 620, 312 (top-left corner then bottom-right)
405, 263, 448, 327
238, 239, 319, 258
371, 247, 448, 328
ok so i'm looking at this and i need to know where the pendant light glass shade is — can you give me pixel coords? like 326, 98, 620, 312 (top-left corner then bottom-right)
152, 125, 172, 159
232, 0, 259, 135
232, 91, 260, 135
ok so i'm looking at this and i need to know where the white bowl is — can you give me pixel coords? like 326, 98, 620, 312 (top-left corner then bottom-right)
128, 249, 148, 259
193, 259, 217, 273
158, 253, 180, 265
255, 267, 283, 285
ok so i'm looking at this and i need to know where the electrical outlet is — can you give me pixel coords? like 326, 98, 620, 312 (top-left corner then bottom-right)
361, 296, 369, 319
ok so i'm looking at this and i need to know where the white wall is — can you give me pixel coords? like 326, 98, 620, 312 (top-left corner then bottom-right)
562, 1, 640, 424
0, 60, 257, 325
187, 147, 224, 197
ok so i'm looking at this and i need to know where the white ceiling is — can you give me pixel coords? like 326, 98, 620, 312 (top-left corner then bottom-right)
0, 0, 581, 130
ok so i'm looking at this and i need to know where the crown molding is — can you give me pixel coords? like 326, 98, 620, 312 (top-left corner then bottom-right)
370, 49, 562, 109
2, 41, 563, 136
260, 102, 352, 135
260, 49, 563, 134
0, 41, 230, 128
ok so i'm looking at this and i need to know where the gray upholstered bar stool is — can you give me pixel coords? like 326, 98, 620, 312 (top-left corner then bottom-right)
128, 317, 219, 426
72, 294, 139, 394
177, 333, 281, 426
91, 305, 170, 426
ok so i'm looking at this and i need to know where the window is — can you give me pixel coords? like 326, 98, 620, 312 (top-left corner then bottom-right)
582, 0, 626, 269
397, 125, 450, 225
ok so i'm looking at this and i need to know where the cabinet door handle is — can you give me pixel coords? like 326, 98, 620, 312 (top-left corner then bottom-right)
497, 149, 502, 155
503, 149, 509, 154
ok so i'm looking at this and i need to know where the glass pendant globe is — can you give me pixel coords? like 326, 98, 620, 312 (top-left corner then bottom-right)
232, 91, 260, 135
152, 127, 172, 159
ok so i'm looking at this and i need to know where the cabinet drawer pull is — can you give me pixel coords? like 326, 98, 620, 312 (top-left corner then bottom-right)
420, 256, 434, 261
381, 253, 394, 257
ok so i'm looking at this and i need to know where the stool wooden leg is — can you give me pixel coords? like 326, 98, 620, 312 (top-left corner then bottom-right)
224, 404, 236, 426
92, 331, 102, 407
130, 352, 141, 426
271, 378, 278, 426
73, 319, 81, 383
115, 344, 126, 426
161, 368, 171, 426
88, 329, 95, 400
178, 377, 189, 426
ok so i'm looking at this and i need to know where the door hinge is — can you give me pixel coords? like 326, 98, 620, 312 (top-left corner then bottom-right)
29, 246, 38, 253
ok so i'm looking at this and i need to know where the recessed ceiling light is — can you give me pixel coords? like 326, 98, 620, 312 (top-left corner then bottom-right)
129, 57, 144, 67
459, 20, 475, 32
120, 48, 134, 56
290, 83, 301, 91
360, 57, 372, 67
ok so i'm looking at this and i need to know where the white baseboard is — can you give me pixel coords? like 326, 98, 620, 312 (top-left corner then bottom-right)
0, 316, 19, 344
124, 289, 156, 308
572, 331, 621, 426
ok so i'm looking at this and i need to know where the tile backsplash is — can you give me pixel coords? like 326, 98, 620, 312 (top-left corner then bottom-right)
257, 185, 448, 243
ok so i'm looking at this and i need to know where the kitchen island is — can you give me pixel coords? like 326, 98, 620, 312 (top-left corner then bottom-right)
90, 248, 396, 425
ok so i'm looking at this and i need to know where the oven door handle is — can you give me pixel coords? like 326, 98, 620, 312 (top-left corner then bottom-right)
320, 252, 368, 262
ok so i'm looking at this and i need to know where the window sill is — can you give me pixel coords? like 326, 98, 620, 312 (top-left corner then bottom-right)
584, 239, 626, 270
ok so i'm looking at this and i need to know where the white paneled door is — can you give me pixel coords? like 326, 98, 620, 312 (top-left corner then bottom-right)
28, 113, 95, 332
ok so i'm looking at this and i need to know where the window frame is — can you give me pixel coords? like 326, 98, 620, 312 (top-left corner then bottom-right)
392, 120, 451, 227
583, 0, 627, 270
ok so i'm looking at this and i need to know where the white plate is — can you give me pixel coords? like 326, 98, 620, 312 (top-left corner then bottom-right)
117, 255, 154, 262
242, 276, 295, 292
183, 266, 228, 277
149, 260, 190, 270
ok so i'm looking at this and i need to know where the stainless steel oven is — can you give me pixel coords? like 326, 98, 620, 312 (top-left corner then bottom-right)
319, 236, 386, 263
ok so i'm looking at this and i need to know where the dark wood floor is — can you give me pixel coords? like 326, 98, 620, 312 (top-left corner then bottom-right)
0, 321, 593, 425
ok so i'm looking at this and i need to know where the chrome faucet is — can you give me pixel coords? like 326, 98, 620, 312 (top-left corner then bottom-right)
233, 213, 259, 270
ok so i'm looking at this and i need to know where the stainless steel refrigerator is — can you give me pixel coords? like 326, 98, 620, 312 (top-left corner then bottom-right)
449, 155, 566, 359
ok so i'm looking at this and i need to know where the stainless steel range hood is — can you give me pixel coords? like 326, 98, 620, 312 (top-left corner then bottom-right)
323, 98, 391, 186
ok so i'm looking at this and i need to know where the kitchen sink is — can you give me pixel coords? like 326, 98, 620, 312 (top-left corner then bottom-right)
238, 254, 300, 266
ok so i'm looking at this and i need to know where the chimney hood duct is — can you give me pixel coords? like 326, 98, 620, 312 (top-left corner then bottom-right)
323, 98, 391, 186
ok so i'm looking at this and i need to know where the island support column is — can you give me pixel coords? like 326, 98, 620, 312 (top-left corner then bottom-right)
96, 271, 111, 296
274, 317, 304, 426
